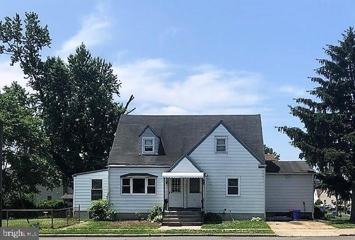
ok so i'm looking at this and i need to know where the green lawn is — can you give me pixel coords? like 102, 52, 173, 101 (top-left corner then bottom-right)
325, 215, 355, 229
3, 218, 274, 235
41, 219, 273, 235
2, 218, 78, 229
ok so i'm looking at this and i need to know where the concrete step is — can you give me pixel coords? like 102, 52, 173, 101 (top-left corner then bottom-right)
163, 217, 202, 222
162, 210, 203, 226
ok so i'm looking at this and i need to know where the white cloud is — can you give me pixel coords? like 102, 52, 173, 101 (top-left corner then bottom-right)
56, 3, 111, 58
0, 61, 27, 91
115, 59, 265, 115
279, 85, 306, 97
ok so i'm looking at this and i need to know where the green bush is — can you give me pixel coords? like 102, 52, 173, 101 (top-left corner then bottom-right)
315, 199, 323, 206
314, 206, 325, 219
204, 212, 222, 223
147, 206, 162, 223
89, 199, 118, 221
37, 200, 66, 209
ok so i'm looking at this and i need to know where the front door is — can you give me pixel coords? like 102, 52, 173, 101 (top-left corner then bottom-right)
187, 178, 202, 208
168, 178, 183, 208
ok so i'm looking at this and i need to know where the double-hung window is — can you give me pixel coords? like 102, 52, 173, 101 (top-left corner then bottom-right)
215, 136, 227, 153
121, 177, 156, 194
91, 179, 103, 200
142, 137, 155, 154
226, 177, 240, 196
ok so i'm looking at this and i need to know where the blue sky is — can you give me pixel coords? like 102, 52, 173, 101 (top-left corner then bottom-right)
1, 0, 354, 160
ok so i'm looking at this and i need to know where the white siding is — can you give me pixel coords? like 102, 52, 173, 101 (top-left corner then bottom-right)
189, 124, 265, 214
171, 157, 200, 173
73, 170, 108, 211
266, 174, 314, 213
109, 167, 168, 213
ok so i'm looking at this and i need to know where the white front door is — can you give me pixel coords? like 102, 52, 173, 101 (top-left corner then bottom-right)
187, 178, 202, 208
168, 178, 183, 208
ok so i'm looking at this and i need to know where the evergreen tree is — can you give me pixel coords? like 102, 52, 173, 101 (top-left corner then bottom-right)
279, 28, 355, 222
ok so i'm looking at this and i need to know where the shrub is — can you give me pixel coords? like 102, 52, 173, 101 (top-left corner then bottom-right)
89, 199, 118, 221
315, 199, 323, 206
314, 206, 325, 219
37, 200, 66, 209
204, 212, 222, 223
250, 217, 262, 222
147, 205, 162, 223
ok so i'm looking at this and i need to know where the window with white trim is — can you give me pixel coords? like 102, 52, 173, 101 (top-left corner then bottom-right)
147, 178, 156, 194
91, 179, 103, 200
122, 178, 130, 194
142, 137, 155, 154
121, 177, 156, 194
215, 136, 227, 153
226, 177, 239, 196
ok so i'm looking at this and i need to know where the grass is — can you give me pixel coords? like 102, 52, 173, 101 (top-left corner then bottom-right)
324, 215, 355, 229
2, 218, 78, 229
42, 219, 273, 235
2, 218, 274, 235
202, 219, 271, 229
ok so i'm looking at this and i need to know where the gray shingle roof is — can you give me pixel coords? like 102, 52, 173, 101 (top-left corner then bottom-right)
108, 115, 265, 166
265, 160, 314, 174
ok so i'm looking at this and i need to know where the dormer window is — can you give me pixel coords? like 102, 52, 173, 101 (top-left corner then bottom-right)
215, 136, 227, 153
142, 137, 155, 154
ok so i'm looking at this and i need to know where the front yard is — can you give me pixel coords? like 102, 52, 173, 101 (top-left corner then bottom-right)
3, 219, 274, 235
324, 215, 355, 229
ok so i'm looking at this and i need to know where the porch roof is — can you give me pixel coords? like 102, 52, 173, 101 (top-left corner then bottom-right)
162, 156, 204, 178
162, 172, 204, 178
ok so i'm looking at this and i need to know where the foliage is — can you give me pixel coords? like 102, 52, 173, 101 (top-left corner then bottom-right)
37, 200, 66, 209
0, 13, 134, 186
147, 206, 162, 223
0, 83, 60, 206
314, 206, 325, 219
4, 193, 36, 209
204, 212, 223, 224
89, 200, 118, 221
315, 199, 323, 206
264, 145, 280, 160
278, 27, 355, 222
250, 217, 262, 222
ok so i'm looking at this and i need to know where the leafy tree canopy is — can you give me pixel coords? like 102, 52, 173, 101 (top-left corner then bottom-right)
264, 144, 280, 160
0, 12, 133, 186
0, 82, 60, 206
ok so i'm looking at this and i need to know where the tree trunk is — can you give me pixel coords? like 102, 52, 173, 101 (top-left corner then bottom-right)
351, 181, 355, 223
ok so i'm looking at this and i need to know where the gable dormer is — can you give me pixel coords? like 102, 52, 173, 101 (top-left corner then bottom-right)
139, 126, 161, 155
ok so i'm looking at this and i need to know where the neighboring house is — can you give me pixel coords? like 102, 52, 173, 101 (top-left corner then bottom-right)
33, 185, 64, 203
33, 184, 73, 206
73, 115, 314, 223
265, 160, 314, 218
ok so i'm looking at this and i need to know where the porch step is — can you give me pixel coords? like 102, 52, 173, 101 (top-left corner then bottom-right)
162, 210, 203, 226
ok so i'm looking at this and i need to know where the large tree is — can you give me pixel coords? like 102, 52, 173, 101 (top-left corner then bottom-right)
0, 13, 133, 186
279, 28, 355, 222
0, 83, 60, 206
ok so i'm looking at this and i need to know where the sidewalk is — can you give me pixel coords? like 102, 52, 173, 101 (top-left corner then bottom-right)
267, 221, 355, 236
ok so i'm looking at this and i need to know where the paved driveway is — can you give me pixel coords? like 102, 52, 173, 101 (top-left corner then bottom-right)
267, 221, 355, 237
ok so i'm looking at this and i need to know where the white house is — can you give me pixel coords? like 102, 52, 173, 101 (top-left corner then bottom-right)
73, 115, 314, 225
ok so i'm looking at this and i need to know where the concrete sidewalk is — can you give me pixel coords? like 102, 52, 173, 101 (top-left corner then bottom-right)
267, 221, 355, 236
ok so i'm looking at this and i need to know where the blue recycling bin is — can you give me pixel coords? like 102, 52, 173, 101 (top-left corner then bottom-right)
292, 210, 301, 220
